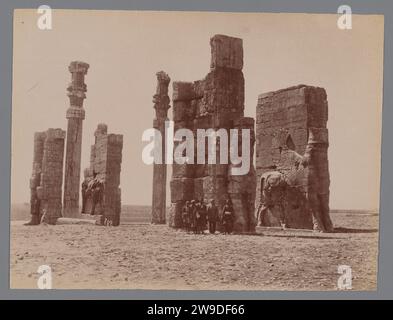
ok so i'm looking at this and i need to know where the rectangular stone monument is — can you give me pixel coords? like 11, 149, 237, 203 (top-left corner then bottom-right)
255, 85, 333, 231
82, 124, 123, 226
169, 34, 256, 232
29, 128, 65, 225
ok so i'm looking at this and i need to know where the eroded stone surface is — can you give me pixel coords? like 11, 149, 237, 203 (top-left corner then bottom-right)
255, 85, 333, 231
29, 129, 65, 224
63, 61, 89, 218
151, 71, 171, 224
82, 124, 123, 226
169, 34, 255, 232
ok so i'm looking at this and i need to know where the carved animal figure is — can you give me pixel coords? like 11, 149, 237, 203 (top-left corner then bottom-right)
256, 171, 287, 228
255, 131, 334, 232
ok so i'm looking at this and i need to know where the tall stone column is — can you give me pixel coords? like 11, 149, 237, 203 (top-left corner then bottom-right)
151, 71, 171, 224
63, 61, 89, 218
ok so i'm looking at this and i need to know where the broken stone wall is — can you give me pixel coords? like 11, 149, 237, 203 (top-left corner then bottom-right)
30, 128, 65, 224
255, 85, 332, 230
83, 124, 123, 226
169, 34, 256, 232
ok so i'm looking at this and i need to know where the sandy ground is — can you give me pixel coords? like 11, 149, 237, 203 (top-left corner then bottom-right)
10, 212, 378, 290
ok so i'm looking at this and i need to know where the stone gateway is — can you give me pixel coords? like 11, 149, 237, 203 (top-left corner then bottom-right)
168, 34, 256, 233
255, 85, 333, 232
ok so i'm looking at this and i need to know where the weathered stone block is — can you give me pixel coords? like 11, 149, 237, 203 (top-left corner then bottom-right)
193, 80, 205, 99
255, 84, 332, 231
207, 164, 228, 177
201, 176, 227, 195
172, 163, 194, 178
170, 178, 194, 202
194, 164, 207, 178
168, 201, 184, 228
193, 177, 204, 201
29, 128, 65, 224
169, 35, 255, 232
82, 125, 123, 225
210, 34, 243, 70
173, 82, 194, 101
173, 100, 195, 122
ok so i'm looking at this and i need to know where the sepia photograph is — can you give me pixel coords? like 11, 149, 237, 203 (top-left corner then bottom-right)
10, 9, 383, 291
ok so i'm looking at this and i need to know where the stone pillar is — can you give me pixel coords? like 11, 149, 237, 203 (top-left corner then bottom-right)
28, 129, 65, 225
82, 124, 123, 226
38, 129, 66, 224
169, 82, 197, 228
63, 61, 89, 218
151, 71, 171, 224
28, 132, 46, 224
168, 34, 256, 232
255, 85, 333, 231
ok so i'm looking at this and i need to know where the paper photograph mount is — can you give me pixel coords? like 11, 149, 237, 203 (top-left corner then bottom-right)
10, 9, 383, 290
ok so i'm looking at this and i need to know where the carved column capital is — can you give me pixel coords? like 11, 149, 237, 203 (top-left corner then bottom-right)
153, 71, 171, 120
67, 61, 90, 108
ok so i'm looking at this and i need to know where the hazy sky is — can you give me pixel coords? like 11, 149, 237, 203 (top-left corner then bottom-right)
11, 10, 384, 210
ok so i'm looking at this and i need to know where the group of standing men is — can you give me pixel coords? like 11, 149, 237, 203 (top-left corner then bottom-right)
181, 199, 235, 235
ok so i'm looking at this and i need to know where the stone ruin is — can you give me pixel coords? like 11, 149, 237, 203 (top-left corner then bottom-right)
152, 34, 333, 233
29, 129, 65, 225
82, 124, 123, 226
27, 61, 123, 226
255, 85, 333, 232
25, 35, 333, 232
168, 34, 256, 233
63, 61, 89, 218
151, 71, 171, 224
